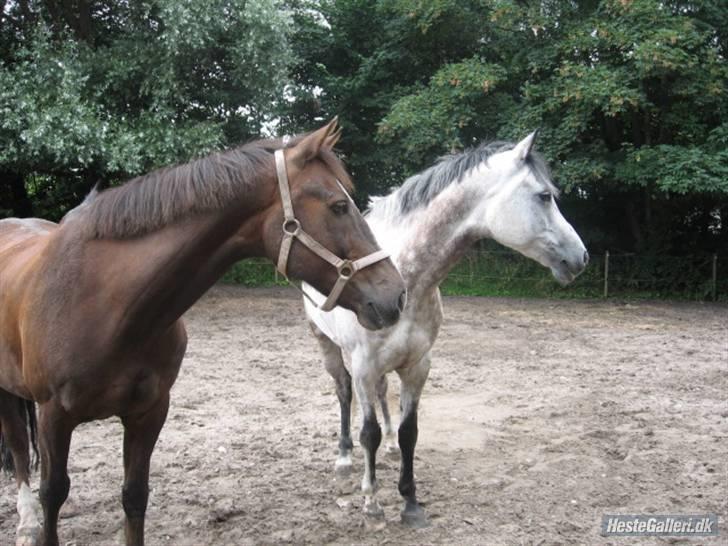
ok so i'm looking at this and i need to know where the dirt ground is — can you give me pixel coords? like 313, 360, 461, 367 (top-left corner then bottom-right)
1, 286, 726, 545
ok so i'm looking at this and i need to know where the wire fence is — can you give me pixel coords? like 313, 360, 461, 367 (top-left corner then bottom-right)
442, 250, 724, 300
223, 250, 726, 301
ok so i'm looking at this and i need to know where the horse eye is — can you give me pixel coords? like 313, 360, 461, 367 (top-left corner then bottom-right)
331, 201, 349, 216
538, 192, 552, 203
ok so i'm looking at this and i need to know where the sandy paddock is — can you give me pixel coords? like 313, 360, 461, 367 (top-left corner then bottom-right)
1, 286, 726, 545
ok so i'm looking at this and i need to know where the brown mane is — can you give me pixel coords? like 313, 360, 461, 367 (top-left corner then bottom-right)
77, 135, 354, 240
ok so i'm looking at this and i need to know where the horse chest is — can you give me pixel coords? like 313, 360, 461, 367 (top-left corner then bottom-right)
379, 319, 437, 371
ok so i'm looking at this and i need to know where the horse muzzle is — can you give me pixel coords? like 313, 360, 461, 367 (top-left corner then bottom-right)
552, 249, 589, 285
356, 288, 407, 330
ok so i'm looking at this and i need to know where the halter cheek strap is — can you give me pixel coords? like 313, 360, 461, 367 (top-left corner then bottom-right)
274, 149, 389, 312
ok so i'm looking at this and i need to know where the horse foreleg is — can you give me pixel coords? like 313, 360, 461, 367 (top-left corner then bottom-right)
376, 375, 398, 459
37, 401, 75, 546
352, 366, 384, 518
121, 394, 169, 546
0, 392, 41, 546
331, 368, 354, 477
396, 354, 431, 528
310, 323, 353, 476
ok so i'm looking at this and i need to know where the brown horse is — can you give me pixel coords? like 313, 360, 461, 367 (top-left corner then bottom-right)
0, 119, 406, 546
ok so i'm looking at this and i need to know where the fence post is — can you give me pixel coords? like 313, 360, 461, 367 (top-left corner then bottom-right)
712, 254, 718, 301
603, 251, 610, 298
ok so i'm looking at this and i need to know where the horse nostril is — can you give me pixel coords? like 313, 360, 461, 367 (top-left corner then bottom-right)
397, 290, 407, 312
583, 250, 590, 266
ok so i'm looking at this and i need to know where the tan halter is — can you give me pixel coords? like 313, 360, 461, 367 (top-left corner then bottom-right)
274, 149, 390, 312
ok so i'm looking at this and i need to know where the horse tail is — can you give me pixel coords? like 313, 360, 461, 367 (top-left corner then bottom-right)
0, 422, 10, 473
26, 399, 39, 470
0, 398, 39, 474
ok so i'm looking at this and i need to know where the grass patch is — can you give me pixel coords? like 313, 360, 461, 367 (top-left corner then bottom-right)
222, 259, 287, 287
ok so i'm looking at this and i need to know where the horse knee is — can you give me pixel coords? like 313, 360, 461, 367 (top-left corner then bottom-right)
122, 482, 149, 519
398, 411, 418, 451
39, 474, 70, 508
360, 418, 381, 453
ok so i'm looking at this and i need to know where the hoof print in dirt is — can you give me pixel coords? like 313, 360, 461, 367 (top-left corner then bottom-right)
363, 502, 385, 519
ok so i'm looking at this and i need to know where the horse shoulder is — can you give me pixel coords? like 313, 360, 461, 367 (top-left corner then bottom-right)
0, 219, 59, 399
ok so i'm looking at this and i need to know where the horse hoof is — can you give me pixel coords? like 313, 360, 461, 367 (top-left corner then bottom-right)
334, 460, 353, 477
363, 501, 385, 519
401, 505, 429, 528
383, 445, 400, 461
16, 526, 40, 546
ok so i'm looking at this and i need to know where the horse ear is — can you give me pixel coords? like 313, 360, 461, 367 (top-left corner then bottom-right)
287, 117, 339, 170
323, 126, 343, 150
513, 130, 539, 161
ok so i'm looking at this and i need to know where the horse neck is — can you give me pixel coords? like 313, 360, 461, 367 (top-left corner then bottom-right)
67, 183, 274, 339
374, 173, 488, 299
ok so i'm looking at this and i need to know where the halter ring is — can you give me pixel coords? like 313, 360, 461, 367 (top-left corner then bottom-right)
282, 218, 301, 236
338, 261, 354, 279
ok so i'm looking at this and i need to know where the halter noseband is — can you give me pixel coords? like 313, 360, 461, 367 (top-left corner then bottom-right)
274, 149, 390, 312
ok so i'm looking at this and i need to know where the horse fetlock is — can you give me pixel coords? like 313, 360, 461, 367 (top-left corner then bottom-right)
334, 454, 353, 477
398, 478, 416, 500
15, 525, 41, 546
339, 435, 353, 452
361, 477, 378, 496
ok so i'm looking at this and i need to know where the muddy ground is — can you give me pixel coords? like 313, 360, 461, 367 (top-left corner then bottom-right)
1, 286, 726, 545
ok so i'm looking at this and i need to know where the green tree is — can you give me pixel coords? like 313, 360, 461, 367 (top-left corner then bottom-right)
281, 0, 495, 199
284, 0, 727, 254
0, 0, 293, 219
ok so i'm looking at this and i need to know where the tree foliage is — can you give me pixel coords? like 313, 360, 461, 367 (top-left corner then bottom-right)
283, 0, 727, 254
1, 0, 726, 256
0, 0, 292, 218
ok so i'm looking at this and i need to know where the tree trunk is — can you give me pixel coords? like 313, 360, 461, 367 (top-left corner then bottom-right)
643, 184, 653, 251
77, 0, 93, 43
625, 199, 644, 252
3, 171, 33, 218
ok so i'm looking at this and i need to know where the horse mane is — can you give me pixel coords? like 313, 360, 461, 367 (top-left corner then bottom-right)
367, 140, 555, 221
72, 134, 353, 240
